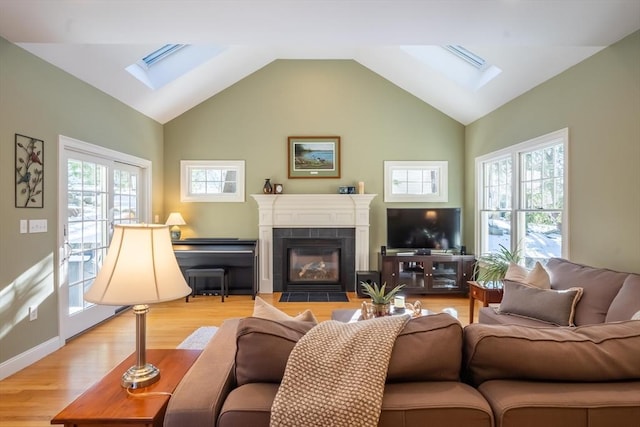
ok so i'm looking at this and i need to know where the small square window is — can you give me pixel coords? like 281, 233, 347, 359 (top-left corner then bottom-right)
384, 161, 448, 203
180, 160, 245, 202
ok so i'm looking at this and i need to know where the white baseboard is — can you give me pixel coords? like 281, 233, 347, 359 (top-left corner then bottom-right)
0, 336, 62, 381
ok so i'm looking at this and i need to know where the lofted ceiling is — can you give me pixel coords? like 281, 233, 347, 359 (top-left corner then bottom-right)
1, 0, 639, 125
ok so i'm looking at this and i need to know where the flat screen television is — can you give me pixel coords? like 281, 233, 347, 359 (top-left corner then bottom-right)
386, 208, 461, 251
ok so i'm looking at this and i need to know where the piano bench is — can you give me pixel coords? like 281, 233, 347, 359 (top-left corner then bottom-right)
185, 267, 228, 303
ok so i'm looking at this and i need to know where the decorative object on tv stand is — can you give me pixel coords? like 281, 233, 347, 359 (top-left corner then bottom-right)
15, 133, 44, 208
263, 178, 273, 194
360, 282, 405, 317
165, 212, 186, 240
84, 224, 191, 389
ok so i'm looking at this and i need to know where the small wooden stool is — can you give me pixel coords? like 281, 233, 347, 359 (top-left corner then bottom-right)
185, 268, 228, 302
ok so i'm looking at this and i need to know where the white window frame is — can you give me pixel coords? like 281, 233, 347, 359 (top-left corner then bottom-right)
474, 128, 569, 261
180, 160, 245, 202
384, 160, 448, 203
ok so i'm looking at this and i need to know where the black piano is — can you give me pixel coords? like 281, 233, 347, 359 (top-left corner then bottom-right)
172, 238, 258, 298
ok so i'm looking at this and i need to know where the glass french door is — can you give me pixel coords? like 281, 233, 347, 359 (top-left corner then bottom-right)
59, 145, 145, 340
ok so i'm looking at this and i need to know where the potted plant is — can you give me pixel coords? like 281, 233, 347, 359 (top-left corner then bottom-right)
360, 282, 405, 317
474, 243, 521, 283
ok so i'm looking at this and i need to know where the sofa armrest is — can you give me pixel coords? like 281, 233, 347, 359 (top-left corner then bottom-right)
164, 318, 240, 427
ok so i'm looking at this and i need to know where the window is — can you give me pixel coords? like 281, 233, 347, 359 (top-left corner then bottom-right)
475, 129, 568, 267
181, 160, 245, 202
384, 161, 448, 202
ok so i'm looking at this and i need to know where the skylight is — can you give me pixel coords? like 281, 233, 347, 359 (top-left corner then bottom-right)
443, 45, 487, 70
126, 44, 225, 90
139, 44, 186, 69
400, 45, 502, 92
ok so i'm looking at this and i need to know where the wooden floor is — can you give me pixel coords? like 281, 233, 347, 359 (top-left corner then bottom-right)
0, 292, 472, 427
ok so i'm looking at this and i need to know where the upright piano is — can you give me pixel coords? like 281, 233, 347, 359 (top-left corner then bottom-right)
172, 238, 258, 298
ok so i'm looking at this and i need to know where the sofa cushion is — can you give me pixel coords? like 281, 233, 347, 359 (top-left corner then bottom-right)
546, 258, 628, 325
235, 317, 315, 386
478, 380, 640, 427
606, 274, 640, 322
252, 296, 318, 324
386, 313, 462, 382
235, 313, 464, 386
463, 321, 640, 385
220, 382, 494, 427
497, 281, 583, 326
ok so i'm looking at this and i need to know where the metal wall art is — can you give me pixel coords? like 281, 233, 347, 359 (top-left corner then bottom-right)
15, 133, 44, 208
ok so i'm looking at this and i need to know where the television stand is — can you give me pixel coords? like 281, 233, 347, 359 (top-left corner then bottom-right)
379, 253, 476, 295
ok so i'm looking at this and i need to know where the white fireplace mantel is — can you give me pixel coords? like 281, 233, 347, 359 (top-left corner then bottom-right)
252, 194, 376, 293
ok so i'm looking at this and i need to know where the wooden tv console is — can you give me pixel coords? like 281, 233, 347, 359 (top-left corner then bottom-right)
379, 253, 476, 295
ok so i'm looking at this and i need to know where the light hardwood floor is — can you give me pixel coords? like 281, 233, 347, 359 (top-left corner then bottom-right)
0, 292, 473, 427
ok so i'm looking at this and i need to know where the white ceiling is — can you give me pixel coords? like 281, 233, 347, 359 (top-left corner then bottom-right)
1, 0, 639, 125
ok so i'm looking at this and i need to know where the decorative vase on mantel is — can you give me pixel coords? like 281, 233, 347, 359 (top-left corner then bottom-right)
263, 178, 273, 194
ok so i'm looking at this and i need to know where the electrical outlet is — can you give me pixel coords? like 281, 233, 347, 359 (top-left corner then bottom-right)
29, 305, 38, 321
28, 219, 48, 233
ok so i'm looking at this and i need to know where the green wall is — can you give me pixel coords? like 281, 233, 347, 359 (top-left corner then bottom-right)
163, 59, 466, 263
465, 31, 640, 273
0, 37, 164, 364
2, 30, 638, 370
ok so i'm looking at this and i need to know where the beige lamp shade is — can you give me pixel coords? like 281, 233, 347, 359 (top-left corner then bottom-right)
165, 212, 186, 226
85, 224, 191, 305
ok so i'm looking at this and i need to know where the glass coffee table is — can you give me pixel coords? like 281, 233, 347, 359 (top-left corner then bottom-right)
331, 307, 437, 323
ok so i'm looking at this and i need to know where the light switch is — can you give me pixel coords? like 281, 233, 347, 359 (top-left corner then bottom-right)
29, 219, 48, 233
20, 220, 28, 234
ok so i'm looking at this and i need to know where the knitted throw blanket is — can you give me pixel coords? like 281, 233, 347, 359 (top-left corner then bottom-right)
270, 315, 410, 427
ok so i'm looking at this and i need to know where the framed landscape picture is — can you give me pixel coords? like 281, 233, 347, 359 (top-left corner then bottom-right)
288, 136, 341, 178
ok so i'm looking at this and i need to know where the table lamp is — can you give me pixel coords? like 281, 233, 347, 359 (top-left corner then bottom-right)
165, 212, 186, 240
84, 224, 191, 389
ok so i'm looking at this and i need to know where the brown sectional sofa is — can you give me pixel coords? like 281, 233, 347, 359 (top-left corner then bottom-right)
164, 312, 640, 427
479, 258, 640, 327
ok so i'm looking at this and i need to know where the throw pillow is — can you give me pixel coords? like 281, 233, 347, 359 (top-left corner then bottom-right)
504, 262, 528, 282
497, 281, 583, 326
525, 261, 551, 289
252, 296, 318, 324
633, 311, 640, 320
503, 262, 551, 289
235, 317, 315, 385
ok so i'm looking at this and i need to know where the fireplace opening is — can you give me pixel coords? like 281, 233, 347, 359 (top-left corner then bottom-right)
283, 238, 346, 292
272, 228, 355, 293
288, 247, 340, 283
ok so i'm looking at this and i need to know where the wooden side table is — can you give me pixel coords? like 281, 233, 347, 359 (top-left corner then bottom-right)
468, 281, 503, 323
51, 349, 201, 427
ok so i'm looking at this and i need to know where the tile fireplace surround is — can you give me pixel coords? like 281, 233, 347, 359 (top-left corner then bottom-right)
252, 194, 376, 293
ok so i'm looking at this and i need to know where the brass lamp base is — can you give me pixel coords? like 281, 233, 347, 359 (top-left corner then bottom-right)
121, 363, 160, 389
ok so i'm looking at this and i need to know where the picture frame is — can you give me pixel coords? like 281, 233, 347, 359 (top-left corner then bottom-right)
15, 133, 44, 208
288, 136, 341, 178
